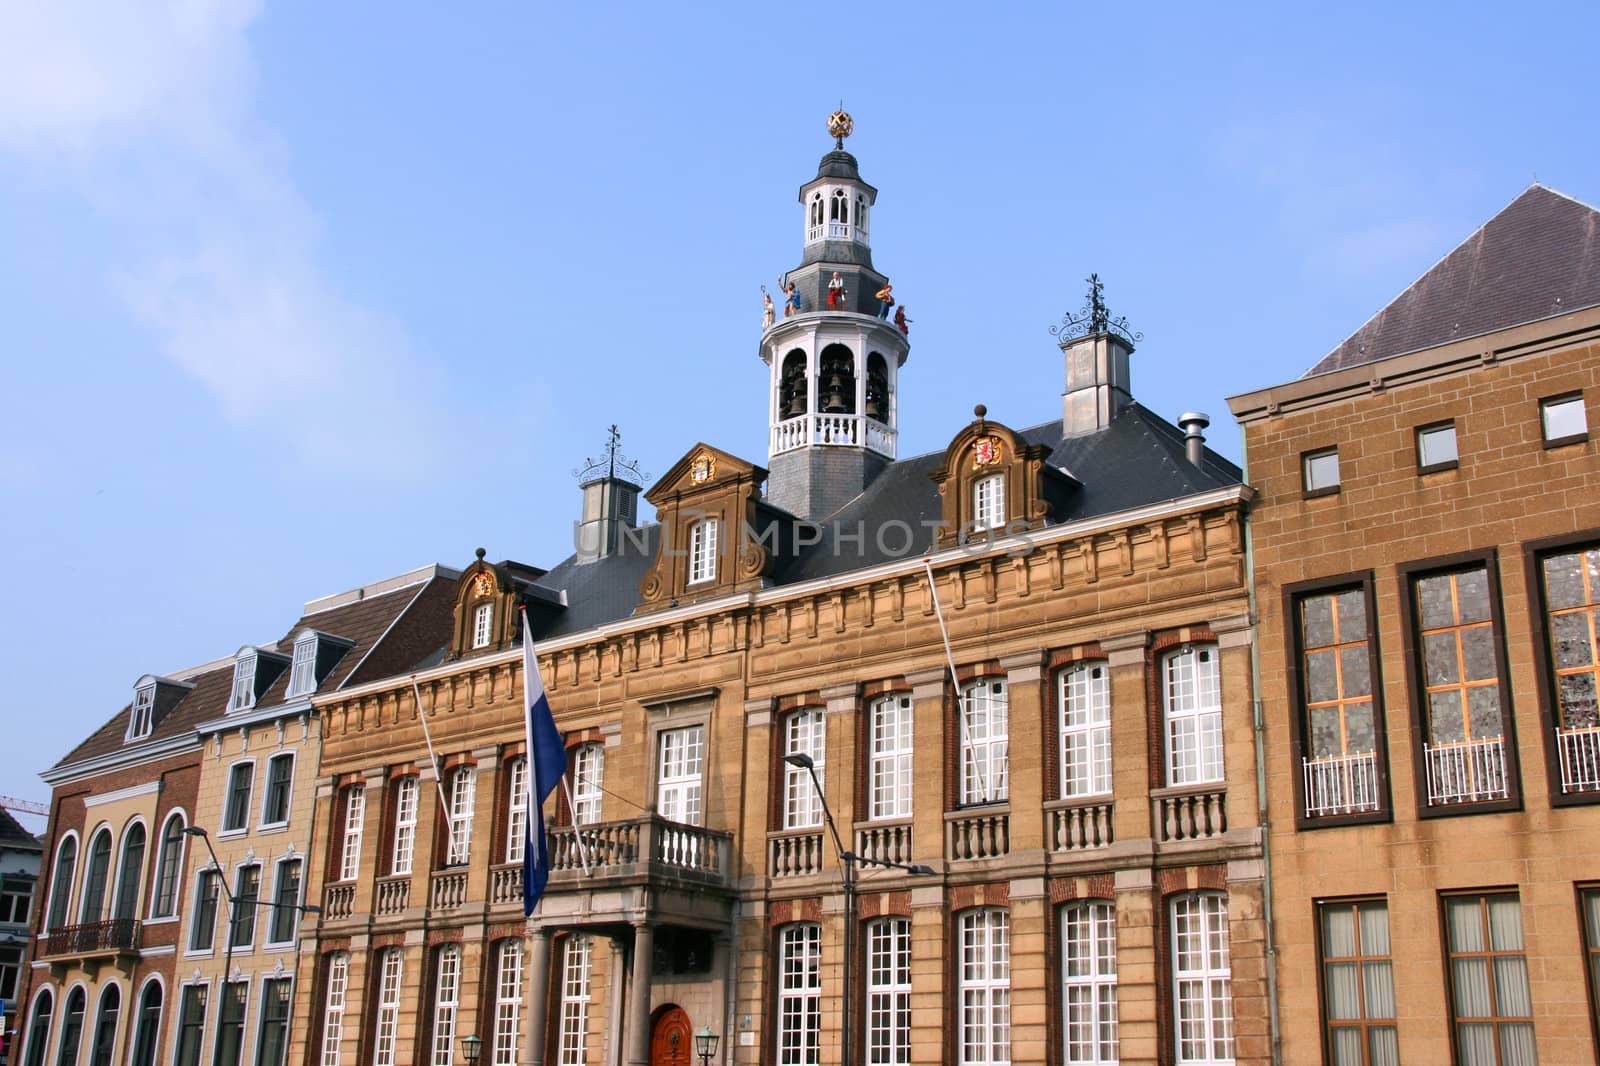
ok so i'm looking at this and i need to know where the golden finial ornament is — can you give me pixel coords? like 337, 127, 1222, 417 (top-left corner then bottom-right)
827, 109, 854, 148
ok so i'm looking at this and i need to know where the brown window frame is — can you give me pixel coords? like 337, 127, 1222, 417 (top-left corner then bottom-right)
1415, 419, 1460, 474
1315, 896, 1397, 1066
1439, 889, 1537, 1064
1284, 573, 1392, 830
1539, 390, 1589, 449
1302, 446, 1341, 499
1397, 550, 1522, 819
1524, 530, 1600, 808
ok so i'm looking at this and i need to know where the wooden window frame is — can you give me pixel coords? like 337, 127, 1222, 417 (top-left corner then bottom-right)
1540, 390, 1589, 449
1523, 530, 1600, 808
1302, 446, 1341, 498
1416, 419, 1461, 474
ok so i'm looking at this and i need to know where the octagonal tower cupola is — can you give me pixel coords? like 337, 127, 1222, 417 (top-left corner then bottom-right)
762, 111, 909, 521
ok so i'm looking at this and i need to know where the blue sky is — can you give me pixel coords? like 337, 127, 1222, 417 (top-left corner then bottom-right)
1, 1, 1596, 801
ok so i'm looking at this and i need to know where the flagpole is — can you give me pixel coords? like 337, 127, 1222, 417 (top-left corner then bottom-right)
922, 558, 989, 803
410, 676, 453, 817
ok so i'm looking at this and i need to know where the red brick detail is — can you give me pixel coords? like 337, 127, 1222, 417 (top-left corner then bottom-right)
427, 926, 464, 946
371, 931, 404, 948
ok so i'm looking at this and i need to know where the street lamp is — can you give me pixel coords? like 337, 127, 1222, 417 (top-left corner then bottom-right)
783, 753, 935, 1066
185, 826, 321, 1066
694, 1025, 718, 1065
459, 1034, 483, 1064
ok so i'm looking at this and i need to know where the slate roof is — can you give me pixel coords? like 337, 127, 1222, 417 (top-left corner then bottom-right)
0, 806, 41, 850
1307, 185, 1600, 377
523, 404, 1241, 640
52, 573, 457, 771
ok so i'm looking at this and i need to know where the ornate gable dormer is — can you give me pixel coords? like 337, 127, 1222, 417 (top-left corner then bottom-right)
638, 443, 794, 613
450, 549, 548, 659
928, 405, 1075, 549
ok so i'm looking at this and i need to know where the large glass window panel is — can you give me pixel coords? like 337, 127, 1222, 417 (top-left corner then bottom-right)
1319, 899, 1396, 1066
658, 726, 704, 826
866, 917, 911, 1065
870, 695, 914, 820
1415, 567, 1510, 805
778, 923, 821, 1065
1165, 647, 1223, 786
1172, 892, 1232, 1066
1061, 901, 1118, 1065
1444, 893, 1535, 1066
1060, 664, 1112, 798
961, 680, 1009, 805
958, 908, 1011, 1066
783, 709, 826, 829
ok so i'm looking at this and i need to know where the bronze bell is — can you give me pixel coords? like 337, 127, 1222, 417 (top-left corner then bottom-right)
827, 372, 844, 391
786, 392, 807, 417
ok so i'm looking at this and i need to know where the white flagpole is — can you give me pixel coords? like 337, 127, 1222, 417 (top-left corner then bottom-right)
922, 558, 989, 803
410, 677, 453, 819
559, 775, 594, 875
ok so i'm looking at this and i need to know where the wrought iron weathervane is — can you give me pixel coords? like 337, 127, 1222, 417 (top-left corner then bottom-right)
573, 425, 648, 487
1050, 273, 1143, 347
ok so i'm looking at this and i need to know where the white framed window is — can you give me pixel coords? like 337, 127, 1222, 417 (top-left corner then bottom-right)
79, 826, 112, 923
571, 745, 605, 827
129, 683, 155, 739
1172, 892, 1232, 1066
373, 947, 404, 1066
778, 923, 822, 1065
222, 761, 255, 832
45, 833, 78, 932
504, 759, 528, 864
1541, 392, 1588, 443
1303, 448, 1340, 495
447, 767, 477, 866
688, 517, 719, 585
492, 939, 524, 1066
657, 725, 704, 826
870, 695, 914, 820
866, 917, 911, 1065
958, 908, 1011, 1066
320, 952, 349, 1066
1061, 901, 1118, 1065
392, 777, 419, 875
260, 752, 294, 826
174, 983, 208, 1066
189, 868, 221, 951
557, 934, 593, 1066
287, 634, 318, 697
338, 786, 364, 882
229, 864, 261, 949
267, 858, 302, 945
431, 944, 461, 1066
961, 679, 1009, 805
1164, 646, 1223, 786
1416, 421, 1459, 471
258, 977, 292, 1066
473, 603, 494, 649
129, 979, 163, 1066
112, 820, 147, 921
783, 709, 826, 829
215, 979, 248, 1066
973, 474, 1006, 532
230, 651, 257, 711
1060, 664, 1112, 797
151, 813, 186, 918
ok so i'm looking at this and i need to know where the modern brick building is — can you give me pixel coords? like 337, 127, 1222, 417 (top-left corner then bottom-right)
1228, 184, 1600, 1065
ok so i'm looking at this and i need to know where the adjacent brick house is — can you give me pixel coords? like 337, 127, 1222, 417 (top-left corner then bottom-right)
1228, 184, 1600, 1065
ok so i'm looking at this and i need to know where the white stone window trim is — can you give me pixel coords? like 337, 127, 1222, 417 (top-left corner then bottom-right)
973, 473, 1007, 532
258, 751, 296, 829
286, 633, 319, 698
688, 517, 719, 586
129, 682, 156, 741
220, 758, 257, 835
472, 602, 494, 649
229, 650, 258, 712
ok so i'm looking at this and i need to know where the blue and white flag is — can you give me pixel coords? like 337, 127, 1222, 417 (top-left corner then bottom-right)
522, 627, 567, 915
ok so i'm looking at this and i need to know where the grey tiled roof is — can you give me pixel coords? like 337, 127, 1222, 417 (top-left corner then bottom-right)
0, 806, 41, 849
524, 404, 1241, 639
1308, 185, 1600, 377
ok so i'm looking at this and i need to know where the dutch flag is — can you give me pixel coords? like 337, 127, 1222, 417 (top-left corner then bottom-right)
521, 625, 567, 915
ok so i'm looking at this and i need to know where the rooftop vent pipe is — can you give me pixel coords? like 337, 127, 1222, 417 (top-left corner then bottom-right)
1178, 412, 1211, 467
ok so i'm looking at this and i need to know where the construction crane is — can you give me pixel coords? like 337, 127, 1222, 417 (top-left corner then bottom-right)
0, 794, 48, 821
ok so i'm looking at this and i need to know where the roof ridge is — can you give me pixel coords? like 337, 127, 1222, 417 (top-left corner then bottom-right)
1529, 179, 1600, 216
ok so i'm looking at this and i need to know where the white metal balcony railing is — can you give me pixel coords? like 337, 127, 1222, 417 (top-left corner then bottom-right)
770, 414, 896, 459
1557, 726, 1600, 793
1424, 735, 1508, 805
1303, 750, 1382, 817
806, 221, 865, 243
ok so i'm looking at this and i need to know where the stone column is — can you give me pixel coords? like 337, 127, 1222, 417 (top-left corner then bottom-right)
820, 681, 862, 860
1006, 877, 1049, 1063
625, 922, 655, 1066
906, 668, 948, 867
1100, 630, 1151, 844
1113, 867, 1158, 1065
523, 927, 553, 1066
999, 651, 1045, 853
606, 935, 628, 1066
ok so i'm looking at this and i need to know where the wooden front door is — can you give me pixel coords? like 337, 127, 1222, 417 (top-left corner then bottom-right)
649, 1005, 693, 1066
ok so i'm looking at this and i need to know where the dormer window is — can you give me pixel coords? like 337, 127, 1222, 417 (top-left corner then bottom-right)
230, 652, 258, 712
472, 603, 494, 649
973, 474, 1006, 531
688, 518, 718, 585
287, 635, 317, 697
129, 684, 155, 740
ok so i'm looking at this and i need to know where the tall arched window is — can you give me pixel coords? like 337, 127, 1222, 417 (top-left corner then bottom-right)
961, 679, 1009, 806
781, 709, 825, 829
869, 695, 913, 821
776, 923, 821, 1064
320, 952, 350, 1066
113, 821, 147, 921
55, 986, 87, 1066
338, 785, 364, 882
23, 988, 53, 1066
88, 984, 120, 1066
151, 813, 185, 918
504, 758, 528, 864
1060, 664, 1112, 797
473, 602, 494, 649
45, 834, 78, 932
973, 474, 1007, 532
79, 828, 113, 924
372, 948, 404, 1066
571, 745, 605, 827
1171, 891, 1232, 1065
128, 980, 163, 1066
1163, 645, 1223, 785
1061, 900, 1118, 1065
779, 350, 809, 419
446, 767, 477, 866
688, 518, 718, 586
556, 934, 593, 1065
391, 777, 419, 875
491, 939, 524, 1065
864, 353, 890, 424
957, 908, 1010, 1065
830, 189, 849, 225
431, 944, 461, 1066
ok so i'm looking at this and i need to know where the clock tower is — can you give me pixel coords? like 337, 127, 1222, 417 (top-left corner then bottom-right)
761, 111, 910, 522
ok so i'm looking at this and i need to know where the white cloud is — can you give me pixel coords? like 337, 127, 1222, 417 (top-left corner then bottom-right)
0, 1, 460, 477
